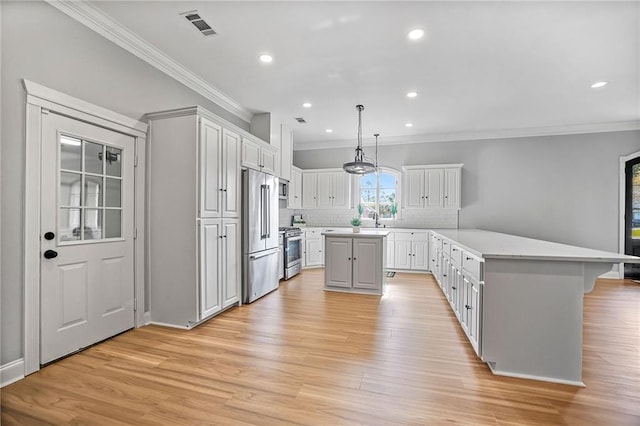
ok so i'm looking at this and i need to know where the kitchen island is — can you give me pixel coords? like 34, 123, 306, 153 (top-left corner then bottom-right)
322, 230, 389, 295
430, 229, 640, 386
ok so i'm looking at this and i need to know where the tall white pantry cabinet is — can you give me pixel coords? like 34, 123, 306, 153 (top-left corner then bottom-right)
146, 107, 241, 328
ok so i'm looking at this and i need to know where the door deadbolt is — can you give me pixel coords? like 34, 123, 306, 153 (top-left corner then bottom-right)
44, 232, 55, 240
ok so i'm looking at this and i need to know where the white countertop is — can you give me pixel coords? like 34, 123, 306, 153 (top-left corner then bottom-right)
433, 229, 639, 263
322, 229, 390, 238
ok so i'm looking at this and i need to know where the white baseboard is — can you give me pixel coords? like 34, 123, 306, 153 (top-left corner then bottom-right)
142, 311, 151, 326
1, 358, 25, 387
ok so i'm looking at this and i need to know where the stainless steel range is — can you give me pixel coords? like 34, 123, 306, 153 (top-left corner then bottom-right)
280, 226, 302, 279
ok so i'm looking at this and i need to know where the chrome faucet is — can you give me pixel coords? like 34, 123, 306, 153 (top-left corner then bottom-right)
373, 211, 380, 228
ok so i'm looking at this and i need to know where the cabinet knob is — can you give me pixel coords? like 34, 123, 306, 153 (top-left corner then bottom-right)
452, 286, 457, 290
465, 304, 471, 310
445, 195, 448, 199
223, 189, 227, 192
353, 257, 356, 261
466, 256, 473, 260
348, 257, 351, 261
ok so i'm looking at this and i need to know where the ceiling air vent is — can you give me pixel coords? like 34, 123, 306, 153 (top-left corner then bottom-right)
182, 11, 217, 37
294, 117, 306, 123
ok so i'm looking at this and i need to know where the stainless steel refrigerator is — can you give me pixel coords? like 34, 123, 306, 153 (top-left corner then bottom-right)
242, 169, 280, 303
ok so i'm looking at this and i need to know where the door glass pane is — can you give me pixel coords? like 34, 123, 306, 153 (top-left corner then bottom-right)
59, 208, 81, 241
84, 142, 103, 174
84, 176, 103, 208
105, 178, 121, 207
59, 172, 82, 207
105, 209, 122, 238
60, 136, 82, 171
105, 147, 122, 177
84, 209, 103, 240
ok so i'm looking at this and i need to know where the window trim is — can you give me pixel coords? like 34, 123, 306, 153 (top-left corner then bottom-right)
356, 167, 401, 222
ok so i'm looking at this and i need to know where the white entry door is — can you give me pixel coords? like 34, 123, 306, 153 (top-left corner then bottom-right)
40, 112, 135, 364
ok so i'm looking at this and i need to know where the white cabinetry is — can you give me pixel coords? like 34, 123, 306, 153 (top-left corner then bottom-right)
403, 164, 462, 209
199, 119, 240, 218
394, 231, 429, 271
301, 169, 350, 209
303, 228, 324, 267
324, 234, 386, 295
431, 231, 483, 357
288, 166, 303, 209
241, 135, 277, 175
146, 106, 241, 328
250, 113, 293, 181
302, 172, 318, 209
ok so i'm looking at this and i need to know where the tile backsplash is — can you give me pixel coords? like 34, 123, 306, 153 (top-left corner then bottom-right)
279, 207, 458, 229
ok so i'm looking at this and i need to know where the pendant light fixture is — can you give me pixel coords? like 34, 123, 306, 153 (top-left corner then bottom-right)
343, 105, 377, 174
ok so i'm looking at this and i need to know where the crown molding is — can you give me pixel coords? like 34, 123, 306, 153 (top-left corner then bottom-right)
45, 0, 253, 124
294, 120, 640, 151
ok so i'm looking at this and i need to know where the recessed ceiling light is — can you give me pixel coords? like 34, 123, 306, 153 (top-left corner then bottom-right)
326, 129, 333, 133
591, 81, 607, 89
407, 91, 418, 98
303, 102, 312, 108
259, 54, 273, 63
405, 123, 413, 128
408, 29, 424, 40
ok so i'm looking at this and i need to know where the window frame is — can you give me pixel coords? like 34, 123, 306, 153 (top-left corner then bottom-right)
356, 167, 401, 224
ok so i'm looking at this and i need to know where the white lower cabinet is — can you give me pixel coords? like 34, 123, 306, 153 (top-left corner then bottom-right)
394, 231, 429, 271
324, 236, 385, 294
200, 219, 240, 320
430, 231, 483, 357
303, 228, 324, 267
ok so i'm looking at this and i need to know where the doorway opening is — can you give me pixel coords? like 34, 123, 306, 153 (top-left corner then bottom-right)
624, 155, 640, 279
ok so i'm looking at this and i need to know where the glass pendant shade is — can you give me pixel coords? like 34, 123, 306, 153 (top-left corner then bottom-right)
343, 105, 377, 175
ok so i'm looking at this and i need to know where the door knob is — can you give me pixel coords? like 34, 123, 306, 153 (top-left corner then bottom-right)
44, 250, 58, 259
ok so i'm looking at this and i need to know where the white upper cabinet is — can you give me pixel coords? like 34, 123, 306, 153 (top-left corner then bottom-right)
304, 169, 350, 209
302, 172, 318, 208
200, 118, 240, 218
403, 164, 462, 209
249, 113, 293, 180
288, 166, 303, 209
241, 135, 277, 175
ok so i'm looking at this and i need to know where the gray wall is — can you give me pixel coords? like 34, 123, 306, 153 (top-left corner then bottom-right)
0, 1, 249, 365
294, 130, 640, 251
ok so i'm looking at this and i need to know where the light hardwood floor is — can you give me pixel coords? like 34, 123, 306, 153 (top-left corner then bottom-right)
2, 271, 639, 425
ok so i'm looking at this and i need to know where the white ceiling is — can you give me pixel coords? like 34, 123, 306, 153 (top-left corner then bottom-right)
88, 1, 640, 149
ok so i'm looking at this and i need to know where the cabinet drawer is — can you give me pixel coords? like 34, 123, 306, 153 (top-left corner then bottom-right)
442, 239, 452, 256
462, 252, 483, 280
450, 244, 462, 265
396, 231, 428, 241
304, 228, 323, 239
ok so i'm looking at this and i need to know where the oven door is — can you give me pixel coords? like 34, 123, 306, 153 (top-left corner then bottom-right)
285, 235, 302, 268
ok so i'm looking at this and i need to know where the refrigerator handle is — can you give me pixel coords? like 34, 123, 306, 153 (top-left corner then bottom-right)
266, 185, 271, 238
260, 184, 266, 239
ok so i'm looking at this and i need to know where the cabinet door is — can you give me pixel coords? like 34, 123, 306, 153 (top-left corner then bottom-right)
353, 238, 381, 290
394, 240, 411, 269
199, 221, 222, 320
386, 237, 395, 269
199, 119, 222, 218
302, 172, 317, 208
241, 137, 261, 170
332, 172, 349, 208
222, 129, 240, 218
404, 170, 424, 208
261, 147, 277, 175
222, 220, 240, 308
468, 275, 482, 355
288, 167, 302, 209
412, 240, 429, 271
280, 124, 292, 181
450, 265, 461, 318
317, 172, 333, 208
305, 238, 323, 266
324, 238, 352, 288
425, 168, 444, 208
444, 167, 461, 209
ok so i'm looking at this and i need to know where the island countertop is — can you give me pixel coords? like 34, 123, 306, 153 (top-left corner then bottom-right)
433, 229, 639, 263
322, 229, 390, 238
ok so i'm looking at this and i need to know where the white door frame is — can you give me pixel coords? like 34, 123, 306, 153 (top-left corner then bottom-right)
23, 80, 148, 375
619, 150, 640, 279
